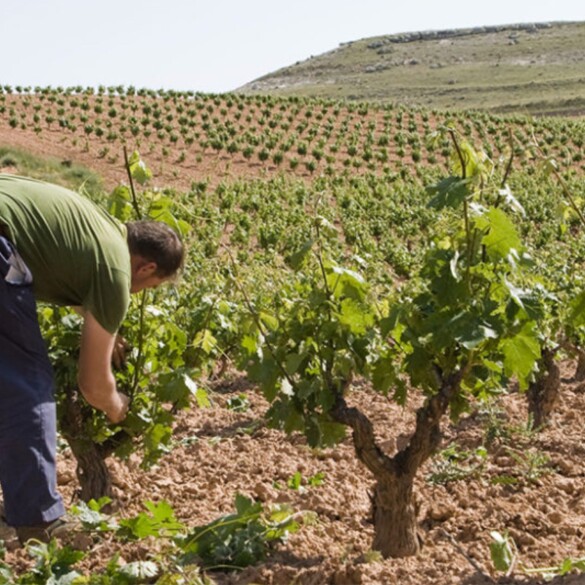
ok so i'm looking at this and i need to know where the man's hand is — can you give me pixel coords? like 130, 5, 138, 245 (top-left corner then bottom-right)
112, 334, 130, 369
105, 392, 130, 424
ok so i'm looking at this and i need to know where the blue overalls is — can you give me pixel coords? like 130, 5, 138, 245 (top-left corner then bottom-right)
0, 235, 64, 526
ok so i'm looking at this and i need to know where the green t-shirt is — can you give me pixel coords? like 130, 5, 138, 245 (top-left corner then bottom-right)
0, 174, 131, 334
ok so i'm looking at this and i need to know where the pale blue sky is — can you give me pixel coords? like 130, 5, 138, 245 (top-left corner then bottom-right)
1, 0, 583, 93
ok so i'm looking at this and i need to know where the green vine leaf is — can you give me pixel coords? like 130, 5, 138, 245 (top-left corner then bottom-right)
479, 207, 522, 260
500, 323, 541, 388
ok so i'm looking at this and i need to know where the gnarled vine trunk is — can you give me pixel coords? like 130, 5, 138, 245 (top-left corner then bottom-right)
574, 349, 585, 382
59, 390, 127, 504
371, 473, 420, 557
527, 348, 560, 429
332, 372, 462, 558
64, 432, 113, 503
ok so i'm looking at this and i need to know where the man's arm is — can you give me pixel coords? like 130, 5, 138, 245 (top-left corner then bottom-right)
74, 306, 129, 369
78, 311, 129, 423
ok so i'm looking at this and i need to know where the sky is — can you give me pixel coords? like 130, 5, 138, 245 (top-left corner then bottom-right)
1, 0, 583, 94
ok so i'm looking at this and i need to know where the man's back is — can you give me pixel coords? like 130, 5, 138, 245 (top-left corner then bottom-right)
0, 174, 131, 333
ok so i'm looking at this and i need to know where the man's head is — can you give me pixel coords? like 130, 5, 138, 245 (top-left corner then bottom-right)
126, 221, 184, 293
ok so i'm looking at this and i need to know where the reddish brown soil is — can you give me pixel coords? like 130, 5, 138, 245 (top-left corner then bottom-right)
2, 362, 585, 584
2, 98, 585, 583
4, 93, 578, 195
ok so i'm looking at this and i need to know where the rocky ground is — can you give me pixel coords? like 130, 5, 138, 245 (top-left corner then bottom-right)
2, 362, 585, 584
2, 112, 585, 584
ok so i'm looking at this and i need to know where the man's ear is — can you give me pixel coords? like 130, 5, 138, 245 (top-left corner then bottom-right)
137, 261, 158, 276
130, 254, 159, 277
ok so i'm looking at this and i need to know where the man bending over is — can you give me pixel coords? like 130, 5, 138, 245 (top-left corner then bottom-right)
0, 174, 184, 543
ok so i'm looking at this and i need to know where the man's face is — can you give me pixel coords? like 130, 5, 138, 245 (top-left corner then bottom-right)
130, 273, 169, 293
130, 257, 170, 293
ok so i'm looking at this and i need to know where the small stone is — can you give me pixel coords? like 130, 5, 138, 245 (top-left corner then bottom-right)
547, 511, 563, 524
428, 504, 455, 521
556, 478, 576, 494
57, 468, 76, 485
253, 482, 276, 501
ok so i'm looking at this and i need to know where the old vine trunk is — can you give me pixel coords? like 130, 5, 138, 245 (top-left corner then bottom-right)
60, 391, 113, 503
371, 472, 420, 557
574, 349, 585, 381
527, 348, 560, 428
332, 372, 461, 558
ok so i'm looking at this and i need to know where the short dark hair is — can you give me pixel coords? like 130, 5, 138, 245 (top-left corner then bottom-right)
126, 221, 184, 278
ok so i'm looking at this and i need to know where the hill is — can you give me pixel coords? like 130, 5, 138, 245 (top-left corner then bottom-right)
237, 21, 585, 117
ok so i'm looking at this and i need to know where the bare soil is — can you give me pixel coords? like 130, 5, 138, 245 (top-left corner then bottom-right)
2, 361, 585, 584
0, 97, 498, 193
2, 102, 585, 583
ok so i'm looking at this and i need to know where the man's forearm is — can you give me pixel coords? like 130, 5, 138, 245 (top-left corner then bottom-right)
78, 366, 129, 423
78, 311, 129, 423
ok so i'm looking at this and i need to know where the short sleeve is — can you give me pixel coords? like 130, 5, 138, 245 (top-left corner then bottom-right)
85, 266, 131, 334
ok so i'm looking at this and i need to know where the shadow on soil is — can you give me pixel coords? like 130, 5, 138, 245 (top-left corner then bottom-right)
463, 572, 585, 585
213, 551, 327, 585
